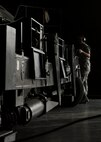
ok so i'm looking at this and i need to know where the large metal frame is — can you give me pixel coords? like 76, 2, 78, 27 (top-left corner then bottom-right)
0, 5, 83, 141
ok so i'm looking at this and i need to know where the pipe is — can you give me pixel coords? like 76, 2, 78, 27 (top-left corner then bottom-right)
17, 98, 45, 125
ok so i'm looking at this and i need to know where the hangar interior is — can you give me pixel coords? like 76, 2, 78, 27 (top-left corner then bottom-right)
0, 2, 101, 142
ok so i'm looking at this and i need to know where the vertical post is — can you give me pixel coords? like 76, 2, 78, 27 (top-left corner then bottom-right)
54, 33, 62, 106
21, 22, 23, 50
71, 44, 76, 97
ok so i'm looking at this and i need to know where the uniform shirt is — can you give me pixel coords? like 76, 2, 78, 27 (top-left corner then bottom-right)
78, 41, 91, 75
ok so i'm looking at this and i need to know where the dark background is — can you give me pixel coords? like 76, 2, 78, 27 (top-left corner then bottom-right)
1, 0, 101, 98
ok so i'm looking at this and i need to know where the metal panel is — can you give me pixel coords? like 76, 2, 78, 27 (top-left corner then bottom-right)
5, 25, 16, 90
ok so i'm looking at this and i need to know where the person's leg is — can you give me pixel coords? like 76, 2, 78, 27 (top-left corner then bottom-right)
80, 73, 89, 103
83, 78, 89, 102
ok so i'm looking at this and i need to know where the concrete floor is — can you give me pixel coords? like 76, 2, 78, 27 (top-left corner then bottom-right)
15, 99, 101, 142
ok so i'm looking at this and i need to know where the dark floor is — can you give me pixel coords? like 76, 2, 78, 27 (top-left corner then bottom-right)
15, 99, 101, 142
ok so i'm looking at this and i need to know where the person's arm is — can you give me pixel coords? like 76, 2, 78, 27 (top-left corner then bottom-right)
79, 49, 90, 58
